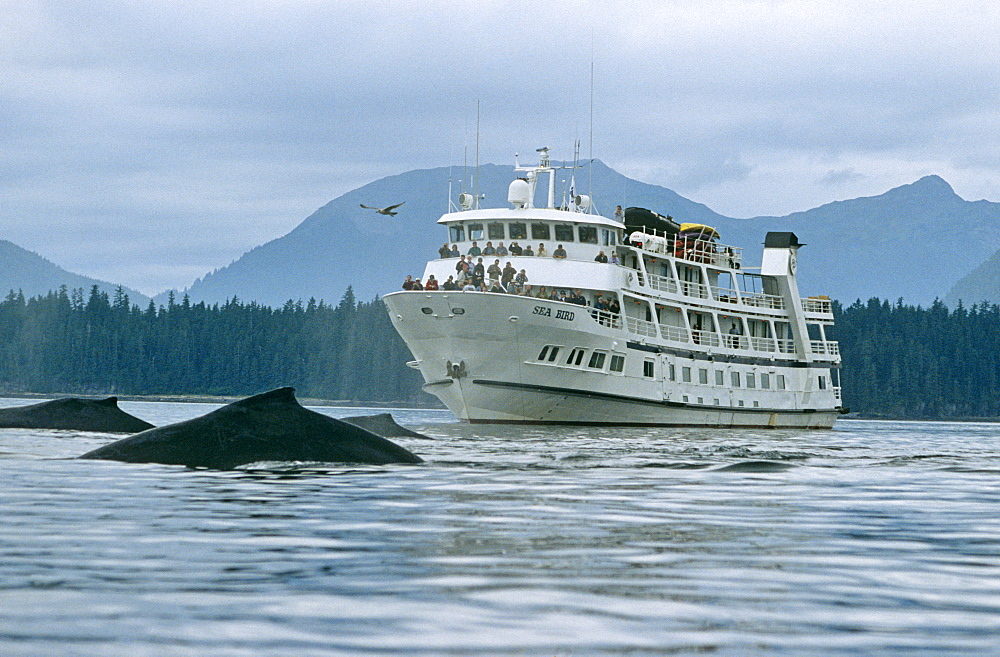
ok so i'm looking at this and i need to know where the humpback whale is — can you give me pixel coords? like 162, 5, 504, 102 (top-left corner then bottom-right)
341, 412, 430, 439
0, 397, 154, 433
77, 387, 422, 468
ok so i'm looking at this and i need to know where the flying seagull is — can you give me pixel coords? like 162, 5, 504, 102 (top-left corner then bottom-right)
360, 202, 405, 216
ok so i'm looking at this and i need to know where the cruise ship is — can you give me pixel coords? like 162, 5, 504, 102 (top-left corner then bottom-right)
384, 148, 843, 427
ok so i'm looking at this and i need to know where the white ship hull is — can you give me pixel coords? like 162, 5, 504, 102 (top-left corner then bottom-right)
385, 291, 840, 428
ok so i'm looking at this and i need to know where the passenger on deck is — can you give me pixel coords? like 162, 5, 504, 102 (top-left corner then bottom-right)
594, 295, 608, 312
401, 275, 414, 290
487, 259, 502, 284
442, 275, 458, 290
609, 297, 621, 315
473, 258, 485, 287
536, 286, 548, 299
450, 244, 460, 257
489, 280, 504, 293
483, 241, 496, 256
456, 267, 468, 285
425, 275, 439, 290
610, 252, 619, 265
569, 289, 587, 305
463, 282, 476, 291
455, 257, 468, 275
553, 244, 567, 259
439, 243, 451, 259
523, 244, 534, 256
468, 241, 482, 256
412, 278, 423, 291
615, 205, 624, 223
501, 262, 516, 289
496, 242, 508, 256
513, 269, 528, 294
594, 251, 609, 263
536, 244, 547, 257
509, 242, 523, 256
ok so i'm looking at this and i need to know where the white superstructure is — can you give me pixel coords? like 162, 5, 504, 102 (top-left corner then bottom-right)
384, 148, 843, 427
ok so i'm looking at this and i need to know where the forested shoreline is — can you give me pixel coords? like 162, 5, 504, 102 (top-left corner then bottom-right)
2, 286, 1000, 418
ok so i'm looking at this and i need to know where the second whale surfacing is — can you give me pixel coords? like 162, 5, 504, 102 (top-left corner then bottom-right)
0, 397, 154, 433
78, 387, 423, 469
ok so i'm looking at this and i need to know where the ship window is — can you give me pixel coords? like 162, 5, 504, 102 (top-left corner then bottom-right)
739, 400, 745, 407
538, 346, 550, 361
668, 364, 675, 381
509, 222, 527, 239
682, 367, 691, 383
761, 373, 770, 389
554, 224, 575, 242
452, 307, 465, 315
731, 371, 741, 387
643, 359, 655, 378
575, 349, 586, 366
602, 229, 618, 246
421, 307, 433, 314
531, 222, 551, 240
588, 351, 607, 369
566, 348, 586, 366
715, 370, 724, 386
488, 222, 505, 240
818, 375, 827, 390
699, 368, 708, 384
547, 346, 560, 362
578, 226, 598, 244
714, 398, 721, 405
697, 397, 703, 404
777, 374, 786, 390
753, 401, 760, 407
468, 223, 485, 241
610, 354, 625, 372
449, 225, 465, 243
747, 373, 756, 389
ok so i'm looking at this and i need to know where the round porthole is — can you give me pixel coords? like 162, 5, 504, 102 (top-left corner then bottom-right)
452, 307, 465, 315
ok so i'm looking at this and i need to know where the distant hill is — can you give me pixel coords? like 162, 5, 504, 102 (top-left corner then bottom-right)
161, 167, 1000, 308
722, 176, 1000, 306
0, 240, 150, 305
945, 247, 1000, 307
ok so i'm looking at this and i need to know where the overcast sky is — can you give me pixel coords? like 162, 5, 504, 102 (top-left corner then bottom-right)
3, 0, 999, 295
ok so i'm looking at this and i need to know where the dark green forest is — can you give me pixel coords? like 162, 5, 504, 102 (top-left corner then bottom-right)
2, 286, 1000, 418
0, 286, 425, 404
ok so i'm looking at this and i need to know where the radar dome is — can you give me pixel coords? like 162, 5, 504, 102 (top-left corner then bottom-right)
508, 179, 530, 208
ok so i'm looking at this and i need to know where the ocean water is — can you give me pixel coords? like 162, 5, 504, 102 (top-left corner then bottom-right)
2, 397, 1000, 656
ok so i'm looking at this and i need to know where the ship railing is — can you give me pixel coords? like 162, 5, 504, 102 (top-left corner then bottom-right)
646, 273, 679, 294
658, 324, 690, 344
802, 297, 833, 314
712, 286, 739, 303
675, 237, 743, 269
679, 280, 710, 299
589, 308, 623, 329
691, 330, 721, 347
810, 340, 840, 356
627, 229, 743, 269
742, 292, 786, 310
776, 338, 796, 354
626, 316, 659, 338
749, 336, 776, 352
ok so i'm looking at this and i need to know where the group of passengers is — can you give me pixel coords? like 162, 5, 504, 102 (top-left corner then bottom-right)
401, 274, 440, 291
439, 241, 579, 260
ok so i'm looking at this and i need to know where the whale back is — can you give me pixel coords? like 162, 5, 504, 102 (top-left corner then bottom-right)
78, 387, 422, 468
0, 397, 155, 433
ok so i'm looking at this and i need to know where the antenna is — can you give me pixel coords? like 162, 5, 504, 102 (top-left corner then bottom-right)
588, 59, 594, 197
475, 99, 480, 209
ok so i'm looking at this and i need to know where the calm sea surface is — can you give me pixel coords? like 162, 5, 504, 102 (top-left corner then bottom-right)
2, 398, 1000, 656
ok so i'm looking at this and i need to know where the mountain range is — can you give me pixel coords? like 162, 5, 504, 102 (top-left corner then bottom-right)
0, 240, 149, 305
4, 162, 1000, 308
